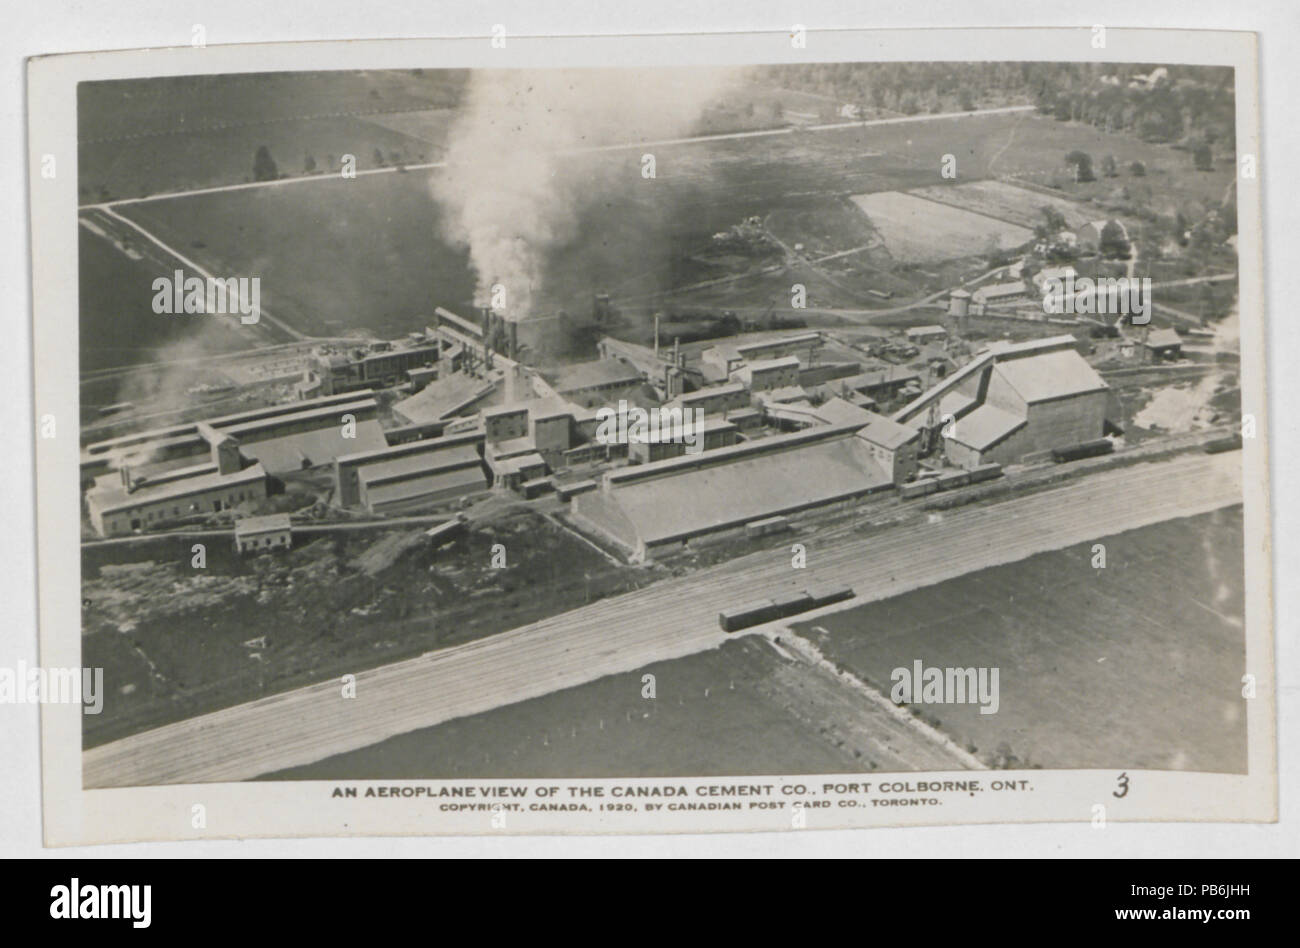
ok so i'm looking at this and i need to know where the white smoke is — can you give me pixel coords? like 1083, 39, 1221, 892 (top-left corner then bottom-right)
432, 67, 746, 316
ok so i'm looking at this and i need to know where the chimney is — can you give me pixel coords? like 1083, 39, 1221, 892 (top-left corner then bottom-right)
673, 336, 680, 368
120, 464, 132, 492
654, 313, 660, 359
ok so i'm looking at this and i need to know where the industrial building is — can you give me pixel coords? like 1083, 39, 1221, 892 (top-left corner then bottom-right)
570, 422, 893, 561
235, 514, 292, 554
893, 335, 1110, 469
299, 329, 440, 397
550, 359, 646, 407
333, 429, 487, 510
1143, 328, 1183, 362
86, 419, 273, 537
733, 355, 801, 393
82, 390, 387, 481
905, 325, 949, 345
626, 415, 740, 464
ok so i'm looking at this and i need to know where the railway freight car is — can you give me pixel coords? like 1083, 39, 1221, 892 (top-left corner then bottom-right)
899, 478, 940, 500
718, 585, 854, 632
1051, 438, 1114, 463
1204, 434, 1243, 454
968, 462, 1004, 484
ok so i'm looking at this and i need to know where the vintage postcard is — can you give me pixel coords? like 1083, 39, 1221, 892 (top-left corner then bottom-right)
28, 27, 1274, 844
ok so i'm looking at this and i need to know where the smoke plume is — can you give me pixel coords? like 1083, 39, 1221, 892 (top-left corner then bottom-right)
432, 67, 745, 317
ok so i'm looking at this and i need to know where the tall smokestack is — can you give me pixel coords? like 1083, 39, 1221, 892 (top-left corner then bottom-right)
654, 313, 660, 358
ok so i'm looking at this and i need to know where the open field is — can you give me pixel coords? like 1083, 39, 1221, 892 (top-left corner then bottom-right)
81, 508, 651, 747
81, 107, 1232, 368
263, 636, 969, 780
78, 71, 463, 201
78, 227, 267, 374
908, 179, 1096, 230
849, 190, 1034, 262
793, 507, 1246, 773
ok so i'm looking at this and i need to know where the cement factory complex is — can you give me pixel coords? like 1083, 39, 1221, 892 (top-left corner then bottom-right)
74, 65, 1249, 785
82, 300, 1138, 562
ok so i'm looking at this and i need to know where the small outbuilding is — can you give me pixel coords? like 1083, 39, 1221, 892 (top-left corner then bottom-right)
235, 513, 292, 554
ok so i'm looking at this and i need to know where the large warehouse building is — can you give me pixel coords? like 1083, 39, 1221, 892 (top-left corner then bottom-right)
892, 335, 1109, 468
82, 391, 387, 481
570, 422, 893, 561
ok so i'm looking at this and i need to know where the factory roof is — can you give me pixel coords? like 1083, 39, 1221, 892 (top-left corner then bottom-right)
994, 349, 1108, 404
842, 366, 921, 390
238, 420, 389, 473
742, 355, 802, 372
811, 397, 876, 428
857, 412, 921, 451
89, 462, 268, 515
84, 390, 379, 457
393, 372, 499, 425
489, 435, 539, 459
358, 444, 481, 486
945, 404, 1026, 451
905, 325, 948, 338
939, 391, 978, 420
235, 514, 292, 537
677, 381, 747, 405
491, 452, 547, 477
553, 359, 644, 393
759, 385, 810, 404
735, 332, 821, 355
892, 335, 1082, 424
336, 429, 484, 467
973, 281, 1028, 301
593, 428, 890, 546
364, 464, 487, 510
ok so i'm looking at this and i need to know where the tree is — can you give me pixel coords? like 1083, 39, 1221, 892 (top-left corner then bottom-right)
1193, 143, 1214, 171
1101, 154, 1118, 177
1064, 150, 1095, 183
1099, 220, 1131, 259
252, 145, 278, 182
1129, 160, 1147, 177
303, 154, 317, 173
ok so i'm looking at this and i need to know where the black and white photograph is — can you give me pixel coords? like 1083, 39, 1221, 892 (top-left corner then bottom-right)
18, 25, 1278, 846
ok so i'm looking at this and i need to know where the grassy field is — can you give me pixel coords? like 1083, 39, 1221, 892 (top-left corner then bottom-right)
81, 508, 658, 747
85, 107, 1232, 360
909, 179, 1097, 230
849, 191, 1034, 263
792, 507, 1247, 773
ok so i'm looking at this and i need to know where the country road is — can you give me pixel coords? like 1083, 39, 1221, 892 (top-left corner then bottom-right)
83, 450, 1241, 788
